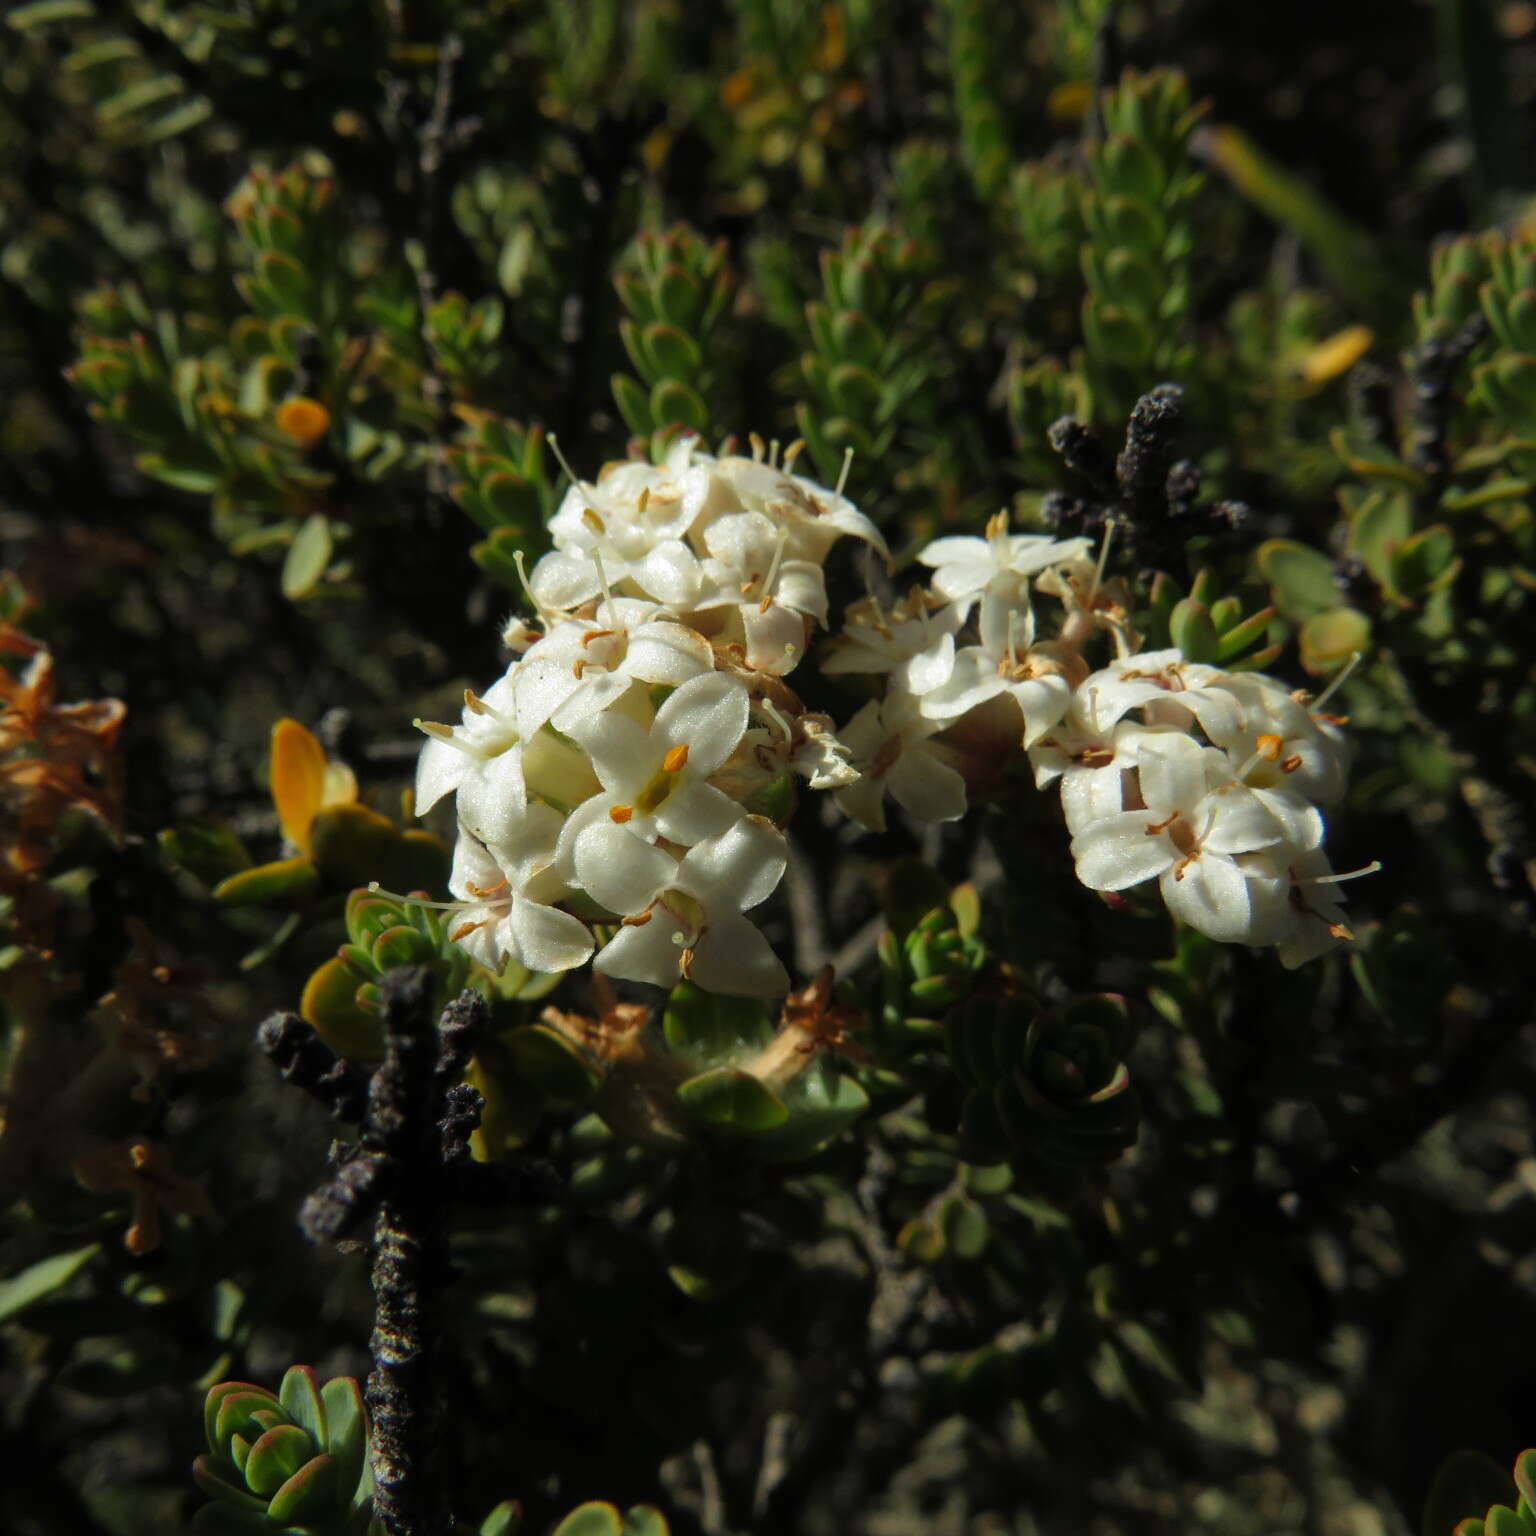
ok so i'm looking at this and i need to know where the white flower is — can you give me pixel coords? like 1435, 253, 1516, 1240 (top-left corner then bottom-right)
822, 590, 963, 682
1067, 732, 1311, 945
918, 510, 1090, 612
1200, 671, 1351, 807
710, 454, 891, 566
1070, 650, 1247, 741
414, 671, 529, 821
559, 670, 750, 850
573, 815, 790, 996
447, 805, 594, 975
1272, 847, 1359, 968
915, 590, 1083, 745
834, 693, 967, 832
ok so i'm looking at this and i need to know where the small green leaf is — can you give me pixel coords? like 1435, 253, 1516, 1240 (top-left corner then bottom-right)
480, 1500, 524, 1536
212, 855, 320, 908
244, 1424, 314, 1497
1168, 598, 1220, 663
505, 1023, 601, 1104
1425, 1452, 1518, 1536
676, 1068, 790, 1133
281, 513, 333, 600
1256, 538, 1340, 619
551, 1503, 624, 1536
0, 1244, 100, 1325
266, 1453, 341, 1522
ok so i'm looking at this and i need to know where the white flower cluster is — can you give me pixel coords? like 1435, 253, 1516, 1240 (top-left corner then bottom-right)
418, 440, 1367, 997
821, 513, 1366, 967
414, 436, 888, 998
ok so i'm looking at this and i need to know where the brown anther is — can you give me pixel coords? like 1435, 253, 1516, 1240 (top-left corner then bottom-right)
580, 629, 616, 648
1172, 851, 1200, 880
739, 580, 757, 596
1077, 746, 1115, 769
463, 688, 492, 715
466, 878, 510, 899
1314, 712, 1349, 725
1328, 920, 1354, 940
449, 919, 488, 942
573, 659, 592, 678
610, 804, 635, 823
1144, 812, 1180, 835
581, 508, 605, 534
622, 909, 653, 926
637, 487, 650, 514
679, 945, 696, 980
662, 744, 689, 773
1280, 754, 1304, 773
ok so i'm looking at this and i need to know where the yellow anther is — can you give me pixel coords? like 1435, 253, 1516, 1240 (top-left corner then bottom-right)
662, 744, 690, 773
610, 804, 635, 823
449, 919, 489, 942
1256, 733, 1284, 761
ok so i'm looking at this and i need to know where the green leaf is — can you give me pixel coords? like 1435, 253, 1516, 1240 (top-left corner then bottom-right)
1298, 607, 1370, 673
676, 1068, 789, 1133
611, 371, 652, 435
0, 1244, 100, 1324
551, 1503, 624, 1536
480, 1500, 524, 1536
277, 1365, 327, 1449
244, 1424, 315, 1498
504, 1023, 601, 1104
319, 1375, 369, 1506
1424, 1453, 1519, 1536
266, 1453, 341, 1522
1168, 598, 1220, 663
648, 378, 709, 435
621, 1507, 671, 1536
1256, 538, 1341, 619
191, 1455, 269, 1514
212, 855, 320, 908
9, 0, 94, 25
281, 513, 333, 600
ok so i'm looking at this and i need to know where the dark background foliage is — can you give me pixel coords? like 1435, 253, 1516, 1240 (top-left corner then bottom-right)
3, 2, 1536, 1534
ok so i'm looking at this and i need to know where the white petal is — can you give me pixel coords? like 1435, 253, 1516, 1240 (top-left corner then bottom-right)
574, 820, 677, 915
919, 648, 1006, 721
1197, 786, 1287, 857
835, 773, 887, 832
689, 914, 790, 996
635, 541, 704, 607
1161, 854, 1263, 943
1070, 813, 1175, 890
529, 550, 601, 610
569, 709, 653, 795
1250, 787, 1325, 852
625, 622, 714, 685
773, 562, 828, 623
676, 815, 787, 911
654, 780, 743, 847
415, 738, 466, 815
593, 916, 686, 989
1135, 734, 1213, 814
449, 828, 504, 901
508, 893, 593, 972
904, 632, 956, 696
888, 747, 967, 824
456, 748, 529, 847
740, 602, 808, 675
655, 671, 749, 775
1060, 764, 1132, 836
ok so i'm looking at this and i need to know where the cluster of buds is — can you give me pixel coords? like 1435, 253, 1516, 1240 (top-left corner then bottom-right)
415, 435, 887, 998
822, 515, 1370, 966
